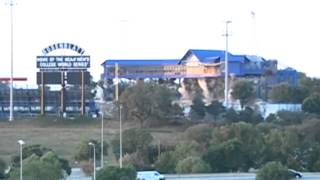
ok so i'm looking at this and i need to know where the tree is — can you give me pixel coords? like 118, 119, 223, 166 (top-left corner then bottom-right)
74, 139, 108, 162
120, 81, 183, 127
155, 141, 203, 173
9, 153, 64, 180
231, 80, 255, 109
269, 83, 292, 103
224, 107, 263, 124
175, 156, 211, 174
304, 143, 320, 172
275, 110, 306, 125
0, 158, 6, 179
205, 100, 225, 120
189, 94, 206, 120
154, 151, 177, 173
182, 124, 213, 148
238, 107, 263, 124
96, 166, 136, 180
224, 108, 239, 123
204, 138, 246, 172
256, 161, 290, 180
10, 144, 71, 176
259, 129, 301, 167
122, 151, 150, 170
111, 128, 153, 159
302, 94, 320, 114
299, 73, 320, 97
173, 141, 203, 161
270, 82, 309, 104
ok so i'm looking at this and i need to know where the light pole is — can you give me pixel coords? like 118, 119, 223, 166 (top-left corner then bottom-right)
88, 142, 96, 180
223, 20, 232, 108
115, 63, 123, 168
17, 140, 25, 180
119, 104, 122, 168
100, 104, 104, 168
6, 0, 16, 121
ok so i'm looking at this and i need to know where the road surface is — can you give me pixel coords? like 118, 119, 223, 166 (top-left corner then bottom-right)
68, 168, 320, 180
165, 173, 320, 180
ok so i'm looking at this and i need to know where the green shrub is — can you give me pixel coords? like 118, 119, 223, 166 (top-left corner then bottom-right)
74, 139, 108, 164
9, 154, 63, 180
175, 156, 211, 174
111, 128, 153, 159
0, 158, 6, 179
122, 152, 150, 170
182, 124, 213, 148
154, 151, 177, 173
256, 161, 290, 180
96, 166, 136, 180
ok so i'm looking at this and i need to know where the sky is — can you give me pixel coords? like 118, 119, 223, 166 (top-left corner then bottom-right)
0, 0, 319, 87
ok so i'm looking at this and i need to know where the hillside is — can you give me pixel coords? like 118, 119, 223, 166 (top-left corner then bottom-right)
0, 117, 185, 166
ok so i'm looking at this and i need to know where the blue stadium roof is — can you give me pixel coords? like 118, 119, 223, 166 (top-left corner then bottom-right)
182, 49, 246, 63
101, 49, 266, 67
102, 59, 180, 66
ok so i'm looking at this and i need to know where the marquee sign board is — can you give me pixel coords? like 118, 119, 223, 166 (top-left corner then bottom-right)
42, 42, 85, 55
36, 56, 90, 70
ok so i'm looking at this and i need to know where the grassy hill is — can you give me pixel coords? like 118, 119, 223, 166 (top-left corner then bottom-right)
0, 116, 184, 166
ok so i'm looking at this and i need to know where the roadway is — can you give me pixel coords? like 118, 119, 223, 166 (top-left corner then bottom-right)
165, 173, 320, 180
68, 168, 320, 180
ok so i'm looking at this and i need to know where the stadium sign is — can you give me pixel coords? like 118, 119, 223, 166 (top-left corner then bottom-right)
42, 42, 85, 55
37, 42, 90, 71
36, 56, 90, 69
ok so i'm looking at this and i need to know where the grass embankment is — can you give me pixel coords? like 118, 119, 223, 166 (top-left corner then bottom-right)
0, 116, 184, 166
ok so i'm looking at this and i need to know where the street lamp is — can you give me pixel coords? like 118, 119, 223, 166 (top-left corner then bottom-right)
88, 142, 96, 180
100, 104, 104, 168
119, 104, 123, 168
17, 140, 25, 180
115, 63, 123, 168
223, 20, 232, 108
6, 0, 16, 121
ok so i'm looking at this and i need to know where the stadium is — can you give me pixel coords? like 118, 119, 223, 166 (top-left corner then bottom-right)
0, 49, 298, 119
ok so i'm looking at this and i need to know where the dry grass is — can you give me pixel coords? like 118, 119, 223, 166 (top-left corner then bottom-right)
0, 119, 118, 165
0, 118, 185, 166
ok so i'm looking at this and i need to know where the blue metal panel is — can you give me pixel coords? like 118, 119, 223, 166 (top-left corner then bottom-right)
229, 62, 242, 75
276, 68, 299, 86
100, 49, 281, 79
102, 59, 180, 66
186, 49, 246, 63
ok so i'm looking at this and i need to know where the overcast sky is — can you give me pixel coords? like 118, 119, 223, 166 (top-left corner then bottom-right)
0, 0, 319, 86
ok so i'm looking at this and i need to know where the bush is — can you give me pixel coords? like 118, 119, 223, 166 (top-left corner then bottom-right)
122, 152, 150, 170
0, 158, 6, 179
111, 128, 153, 159
96, 166, 136, 180
182, 124, 213, 148
9, 154, 64, 180
174, 141, 202, 161
276, 111, 306, 125
256, 161, 290, 180
74, 139, 108, 162
175, 156, 211, 174
79, 161, 93, 176
10, 144, 71, 176
302, 94, 320, 114
154, 151, 177, 173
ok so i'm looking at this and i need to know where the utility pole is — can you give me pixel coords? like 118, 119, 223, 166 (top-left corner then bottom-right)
115, 63, 123, 168
6, 0, 16, 121
223, 21, 232, 108
101, 108, 104, 168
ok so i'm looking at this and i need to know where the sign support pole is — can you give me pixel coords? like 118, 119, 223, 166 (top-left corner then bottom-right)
81, 70, 85, 116
41, 71, 45, 115
60, 72, 65, 117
